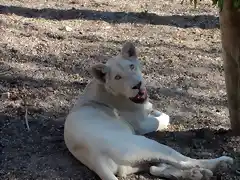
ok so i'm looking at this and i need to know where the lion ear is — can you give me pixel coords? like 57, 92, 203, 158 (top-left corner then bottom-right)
121, 42, 138, 59
89, 63, 109, 83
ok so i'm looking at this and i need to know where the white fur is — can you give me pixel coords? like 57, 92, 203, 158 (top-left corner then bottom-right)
64, 42, 233, 180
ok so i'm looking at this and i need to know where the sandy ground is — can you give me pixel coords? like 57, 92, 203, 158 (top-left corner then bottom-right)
0, 0, 240, 179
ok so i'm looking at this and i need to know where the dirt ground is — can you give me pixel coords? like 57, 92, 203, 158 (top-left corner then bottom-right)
0, 0, 240, 179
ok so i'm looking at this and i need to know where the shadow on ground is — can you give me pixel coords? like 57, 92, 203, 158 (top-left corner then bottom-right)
0, 43, 225, 109
0, 5, 219, 29
1, 111, 239, 180
0, 48, 238, 179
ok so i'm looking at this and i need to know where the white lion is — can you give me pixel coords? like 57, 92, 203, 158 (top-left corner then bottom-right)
64, 42, 233, 180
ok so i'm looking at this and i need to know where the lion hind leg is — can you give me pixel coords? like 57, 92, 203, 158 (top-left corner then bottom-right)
102, 135, 233, 172
150, 163, 213, 180
181, 156, 234, 172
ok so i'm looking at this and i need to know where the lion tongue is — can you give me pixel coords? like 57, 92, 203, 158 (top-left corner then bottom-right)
136, 94, 141, 99
137, 89, 146, 99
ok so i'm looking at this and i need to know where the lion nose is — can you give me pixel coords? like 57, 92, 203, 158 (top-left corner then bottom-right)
132, 81, 142, 89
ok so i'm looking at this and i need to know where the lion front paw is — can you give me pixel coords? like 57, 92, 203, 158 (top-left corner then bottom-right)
156, 113, 170, 131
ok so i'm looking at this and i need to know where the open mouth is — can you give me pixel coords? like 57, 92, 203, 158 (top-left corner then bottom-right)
129, 88, 147, 104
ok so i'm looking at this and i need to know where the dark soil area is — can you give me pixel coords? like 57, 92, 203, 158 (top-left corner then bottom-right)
0, 0, 240, 179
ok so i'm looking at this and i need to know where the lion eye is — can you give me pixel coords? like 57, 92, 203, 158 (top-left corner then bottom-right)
130, 64, 135, 70
115, 75, 122, 80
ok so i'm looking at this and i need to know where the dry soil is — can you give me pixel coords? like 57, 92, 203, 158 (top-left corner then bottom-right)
0, 0, 240, 180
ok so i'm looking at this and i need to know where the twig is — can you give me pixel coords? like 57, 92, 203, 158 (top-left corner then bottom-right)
197, 107, 200, 118
235, 169, 240, 176
25, 107, 30, 131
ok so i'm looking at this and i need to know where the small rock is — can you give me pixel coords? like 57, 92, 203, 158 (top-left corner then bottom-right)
59, 26, 73, 32
0, 84, 5, 92
105, 26, 111, 29
65, 26, 73, 32
1, 92, 10, 100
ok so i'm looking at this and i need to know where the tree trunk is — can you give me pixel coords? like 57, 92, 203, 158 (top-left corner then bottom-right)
219, 0, 240, 135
